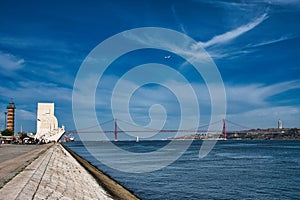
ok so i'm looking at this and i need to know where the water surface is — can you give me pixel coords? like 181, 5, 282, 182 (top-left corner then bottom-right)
65, 140, 300, 199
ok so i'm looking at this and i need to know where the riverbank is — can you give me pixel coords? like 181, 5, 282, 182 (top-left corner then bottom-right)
62, 144, 140, 200
0, 143, 138, 199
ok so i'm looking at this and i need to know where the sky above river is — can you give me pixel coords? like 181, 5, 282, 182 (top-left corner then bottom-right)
0, 0, 299, 134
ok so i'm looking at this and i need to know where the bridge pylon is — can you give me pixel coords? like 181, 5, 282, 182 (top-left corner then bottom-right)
114, 119, 118, 141
222, 119, 226, 140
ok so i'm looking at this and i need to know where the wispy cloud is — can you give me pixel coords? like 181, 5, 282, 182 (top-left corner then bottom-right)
0, 78, 73, 132
16, 109, 36, 121
205, 0, 300, 9
73, 74, 207, 130
226, 80, 300, 113
247, 35, 297, 48
0, 80, 72, 103
227, 106, 300, 129
0, 52, 24, 71
0, 36, 82, 55
125, 12, 269, 62
0, 48, 76, 87
171, 5, 187, 34
85, 74, 300, 130
193, 13, 268, 49
266, 0, 300, 7
223, 80, 300, 129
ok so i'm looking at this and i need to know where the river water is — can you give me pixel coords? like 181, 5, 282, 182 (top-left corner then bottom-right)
64, 140, 300, 199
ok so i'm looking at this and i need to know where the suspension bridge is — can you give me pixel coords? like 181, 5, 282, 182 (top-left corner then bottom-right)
66, 119, 252, 141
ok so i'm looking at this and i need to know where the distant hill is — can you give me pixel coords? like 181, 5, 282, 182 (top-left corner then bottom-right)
170, 128, 300, 140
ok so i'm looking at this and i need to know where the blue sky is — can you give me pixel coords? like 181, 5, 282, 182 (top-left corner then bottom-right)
0, 0, 300, 135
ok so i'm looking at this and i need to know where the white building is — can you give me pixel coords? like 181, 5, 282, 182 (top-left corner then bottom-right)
35, 103, 65, 142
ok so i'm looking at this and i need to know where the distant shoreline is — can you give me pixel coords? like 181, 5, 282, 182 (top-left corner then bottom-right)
170, 128, 300, 140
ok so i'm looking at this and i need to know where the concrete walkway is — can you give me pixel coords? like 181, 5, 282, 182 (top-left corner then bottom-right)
0, 143, 52, 188
0, 144, 113, 200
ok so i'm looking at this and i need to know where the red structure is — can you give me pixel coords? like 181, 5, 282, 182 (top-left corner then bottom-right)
222, 119, 226, 140
66, 118, 244, 141
114, 119, 118, 141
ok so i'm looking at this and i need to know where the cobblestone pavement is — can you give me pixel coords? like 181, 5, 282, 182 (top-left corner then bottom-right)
0, 144, 113, 200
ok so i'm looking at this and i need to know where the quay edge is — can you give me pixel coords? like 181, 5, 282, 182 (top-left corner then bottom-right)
61, 144, 140, 200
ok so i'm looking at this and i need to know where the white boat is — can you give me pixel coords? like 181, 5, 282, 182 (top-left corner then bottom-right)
136, 136, 139, 142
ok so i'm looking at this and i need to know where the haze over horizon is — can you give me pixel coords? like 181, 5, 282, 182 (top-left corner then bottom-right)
0, 0, 300, 135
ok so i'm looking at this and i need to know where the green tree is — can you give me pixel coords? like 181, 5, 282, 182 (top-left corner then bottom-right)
1, 129, 14, 136
18, 132, 28, 140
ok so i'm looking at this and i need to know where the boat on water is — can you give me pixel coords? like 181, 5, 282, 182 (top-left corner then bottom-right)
136, 136, 139, 142
61, 134, 74, 142
34, 103, 65, 142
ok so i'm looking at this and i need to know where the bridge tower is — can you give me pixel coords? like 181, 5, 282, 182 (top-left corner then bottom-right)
114, 119, 118, 141
222, 119, 226, 140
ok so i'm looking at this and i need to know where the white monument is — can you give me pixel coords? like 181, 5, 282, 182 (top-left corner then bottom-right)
35, 103, 65, 142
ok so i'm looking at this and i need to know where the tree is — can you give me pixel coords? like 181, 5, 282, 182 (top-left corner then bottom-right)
18, 132, 28, 140
1, 129, 14, 136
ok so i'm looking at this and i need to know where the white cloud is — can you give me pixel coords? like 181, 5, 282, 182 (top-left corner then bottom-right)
226, 80, 300, 112
89, 75, 225, 130
124, 12, 269, 62
93, 77, 300, 130
72, 73, 207, 129
266, 0, 300, 6
171, 5, 187, 34
0, 36, 77, 55
193, 13, 268, 49
16, 109, 36, 121
0, 52, 24, 70
206, 0, 300, 9
247, 35, 297, 48
0, 80, 72, 103
0, 80, 73, 132
201, 34, 298, 60
227, 106, 300, 129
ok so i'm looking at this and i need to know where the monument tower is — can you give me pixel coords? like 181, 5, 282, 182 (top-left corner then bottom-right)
35, 102, 65, 142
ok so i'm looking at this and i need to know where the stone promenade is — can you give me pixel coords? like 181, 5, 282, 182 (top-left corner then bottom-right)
0, 144, 113, 200
0, 143, 53, 188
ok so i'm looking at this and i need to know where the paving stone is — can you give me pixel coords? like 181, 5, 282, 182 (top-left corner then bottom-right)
0, 144, 113, 200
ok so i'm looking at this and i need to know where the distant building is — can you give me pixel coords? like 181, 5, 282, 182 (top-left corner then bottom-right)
278, 119, 282, 130
6, 101, 16, 133
35, 103, 65, 142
